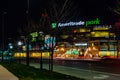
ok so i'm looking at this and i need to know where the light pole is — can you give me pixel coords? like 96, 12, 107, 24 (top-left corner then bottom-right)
17, 41, 23, 63
1, 11, 7, 62
26, 0, 30, 66
8, 43, 13, 63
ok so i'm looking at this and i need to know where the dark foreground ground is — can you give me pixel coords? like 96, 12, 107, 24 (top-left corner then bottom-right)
0, 61, 85, 80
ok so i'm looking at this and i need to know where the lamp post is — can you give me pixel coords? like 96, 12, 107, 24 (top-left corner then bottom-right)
8, 43, 13, 63
17, 41, 23, 63
26, 0, 30, 66
1, 11, 7, 62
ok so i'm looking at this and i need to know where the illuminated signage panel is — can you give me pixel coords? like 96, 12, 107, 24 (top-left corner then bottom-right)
53, 18, 101, 28
85, 18, 100, 26
58, 21, 85, 27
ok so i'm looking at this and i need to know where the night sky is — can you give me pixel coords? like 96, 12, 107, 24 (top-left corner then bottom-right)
0, 0, 119, 46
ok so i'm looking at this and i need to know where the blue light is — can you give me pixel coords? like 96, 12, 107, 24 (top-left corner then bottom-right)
8, 43, 13, 49
45, 35, 56, 48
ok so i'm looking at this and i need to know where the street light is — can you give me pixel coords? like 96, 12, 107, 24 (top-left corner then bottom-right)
18, 41, 23, 46
9, 45, 13, 49
17, 41, 23, 63
8, 43, 13, 62
26, 0, 30, 67
1, 11, 7, 62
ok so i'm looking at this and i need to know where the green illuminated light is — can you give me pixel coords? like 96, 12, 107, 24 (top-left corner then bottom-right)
86, 18, 100, 26
30, 32, 38, 42
30, 32, 38, 37
31, 38, 36, 42
52, 23, 57, 29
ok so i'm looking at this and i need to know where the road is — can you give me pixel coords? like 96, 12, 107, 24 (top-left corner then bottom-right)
15, 57, 120, 74
52, 58, 120, 74
26, 58, 120, 80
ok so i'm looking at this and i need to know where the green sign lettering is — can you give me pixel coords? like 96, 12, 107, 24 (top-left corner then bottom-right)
86, 18, 100, 26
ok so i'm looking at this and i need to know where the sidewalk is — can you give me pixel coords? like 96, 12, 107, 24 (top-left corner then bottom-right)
0, 65, 19, 80
29, 63, 120, 80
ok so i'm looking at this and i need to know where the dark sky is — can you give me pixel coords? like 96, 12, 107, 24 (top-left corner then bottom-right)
0, 0, 119, 46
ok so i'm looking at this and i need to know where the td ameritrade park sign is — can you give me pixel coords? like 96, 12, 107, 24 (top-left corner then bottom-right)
51, 18, 100, 28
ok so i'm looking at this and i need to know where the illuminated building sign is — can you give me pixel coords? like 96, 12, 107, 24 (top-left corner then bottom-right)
54, 18, 100, 28
85, 18, 100, 26
58, 21, 85, 27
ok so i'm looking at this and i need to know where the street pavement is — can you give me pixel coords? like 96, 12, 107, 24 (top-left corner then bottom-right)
0, 65, 19, 80
29, 62, 120, 80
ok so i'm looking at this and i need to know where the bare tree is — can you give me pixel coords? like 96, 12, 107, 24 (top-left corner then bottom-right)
16, 0, 79, 68
38, 0, 79, 72
109, 0, 120, 15
39, 0, 78, 33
